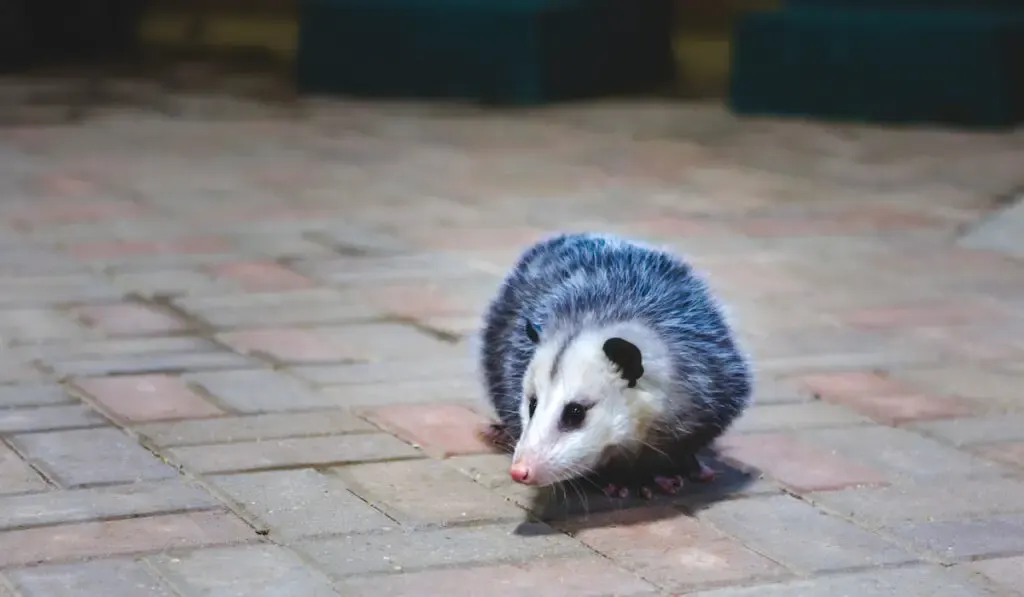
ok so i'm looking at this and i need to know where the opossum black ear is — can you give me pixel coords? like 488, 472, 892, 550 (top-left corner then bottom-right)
603, 337, 643, 388
525, 320, 540, 344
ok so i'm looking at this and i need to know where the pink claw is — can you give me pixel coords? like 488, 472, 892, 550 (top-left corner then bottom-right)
695, 461, 716, 483
618, 487, 630, 499
654, 476, 679, 494
640, 486, 654, 500
603, 484, 618, 497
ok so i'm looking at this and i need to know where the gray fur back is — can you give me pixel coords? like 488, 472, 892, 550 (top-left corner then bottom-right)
479, 232, 752, 450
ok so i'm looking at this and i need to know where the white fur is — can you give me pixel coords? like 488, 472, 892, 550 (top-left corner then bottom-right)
511, 320, 678, 486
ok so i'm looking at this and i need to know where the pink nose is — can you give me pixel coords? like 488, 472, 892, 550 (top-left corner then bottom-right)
509, 462, 532, 484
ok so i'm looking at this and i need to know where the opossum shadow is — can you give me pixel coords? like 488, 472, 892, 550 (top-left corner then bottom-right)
511, 447, 762, 536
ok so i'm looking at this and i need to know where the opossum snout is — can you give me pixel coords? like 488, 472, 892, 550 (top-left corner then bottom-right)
509, 462, 535, 485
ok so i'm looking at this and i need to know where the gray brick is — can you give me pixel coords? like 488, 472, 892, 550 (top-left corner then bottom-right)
110, 268, 227, 298
7, 559, 174, 597
31, 337, 219, 360
731, 402, 872, 433
168, 434, 419, 474
807, 477, 1024, 527
0, 276, 122, 307
294, 253, 487, 284
910, 414, 1024, 447
0, 441, 48, 495
890, 366, 1022, 411
185, 369, 340, 413
209, 469, 392, 540
684, 566, 998, 597
313, 323, 464, 362
325, 379, 480, 407
0, 385, 73, 409
699, 495, 916, 573
0, 480, 219, 530
335, 459, 526, 527
49, 352, 254, 378
10, 428, 177, 487
229, 231, 337, 257
175, 289, 379, 328
297, 522, 587, 577
307, 225, 409, 254
0, 405, 106, 433
0, 308, 88, 342
333, 554, 659, 597
152, 544, 339, 597
0, 355, 48, 385
188, 301, 378, 328
137, 411, 375, 447
887, 514, 1024, 561
749, 377, 815, 405
794, 427, 1010, 481
175, 289, 347, 311
290, 359, 475, 387
969, 556, 1024, 595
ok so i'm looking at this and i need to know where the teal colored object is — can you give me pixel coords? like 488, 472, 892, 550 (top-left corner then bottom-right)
296, 0, 674, 104
729, 9, 1024, 128
787, 0, 1023, 8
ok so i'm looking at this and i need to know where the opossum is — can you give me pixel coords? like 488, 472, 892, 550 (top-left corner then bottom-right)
478, 232, 752, 497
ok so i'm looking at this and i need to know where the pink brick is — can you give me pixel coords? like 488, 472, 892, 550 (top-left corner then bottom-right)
73, 303, 188, 336
716, 432, 889, 493
844, 302, 998, 330
625, 217, 726, 238
39, 174, 95, 197
216, 328, 351, 363
796, 371, 912, 399
336, 556, 656, 597
165, 237, 234, 255
561, 508, 784, 591
793, 371, 974, 426
69, 236, 231, 260
0, 510, 253, 567
976, 442, 1024, 469
212, 261, 316, 291
826, 393, 973, 426
361, 403, 498, 459
361, 281, 492, 319
73, 374, 223, 422
736, 208, 944, 238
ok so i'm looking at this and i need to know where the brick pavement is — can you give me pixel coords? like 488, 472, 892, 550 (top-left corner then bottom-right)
1, 92, 1024, 596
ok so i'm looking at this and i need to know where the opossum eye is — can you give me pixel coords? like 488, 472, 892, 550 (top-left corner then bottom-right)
559, 402, 588, 431
525, 320, 540, 344
528, 396, 538, 418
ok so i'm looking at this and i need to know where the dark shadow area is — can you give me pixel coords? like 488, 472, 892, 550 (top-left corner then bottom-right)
1, 0, 147, 73
510, 447, 764, 535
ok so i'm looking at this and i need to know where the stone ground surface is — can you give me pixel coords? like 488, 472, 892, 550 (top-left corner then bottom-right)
1, 88, 1024, 596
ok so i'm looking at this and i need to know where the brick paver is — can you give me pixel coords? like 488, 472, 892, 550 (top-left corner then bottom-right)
1, 93, 1022, 595
6, 559, 177, 597
73, 374, 223, 422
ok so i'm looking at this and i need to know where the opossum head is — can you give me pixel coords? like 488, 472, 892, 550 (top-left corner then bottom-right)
510, 319, 672, 487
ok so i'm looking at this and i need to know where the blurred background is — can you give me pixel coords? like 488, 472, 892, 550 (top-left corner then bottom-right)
1, 0, 783, 121
1, 2, 1024, 595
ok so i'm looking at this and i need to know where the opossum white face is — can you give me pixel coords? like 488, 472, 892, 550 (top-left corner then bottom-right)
509, 320, 669, 487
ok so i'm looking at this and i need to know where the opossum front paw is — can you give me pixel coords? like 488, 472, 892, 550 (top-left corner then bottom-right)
602, 475, 684, 500
477, 422, 516, 453
684, 457, 717, 483
599, 455, 716, 500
